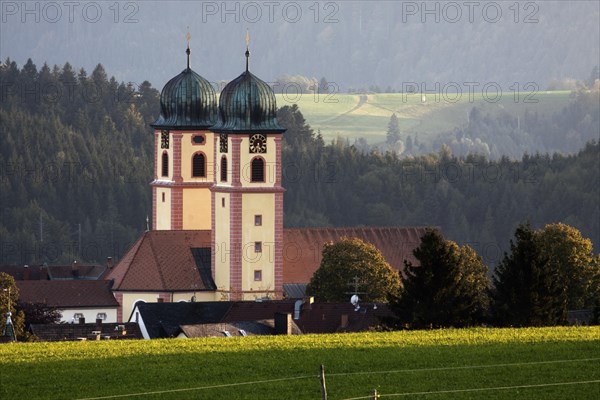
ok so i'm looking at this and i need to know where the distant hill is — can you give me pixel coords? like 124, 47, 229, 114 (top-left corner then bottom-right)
276, 89, 600, 159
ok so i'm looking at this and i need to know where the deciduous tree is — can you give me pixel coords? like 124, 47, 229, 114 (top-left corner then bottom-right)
306, 237, 402, 303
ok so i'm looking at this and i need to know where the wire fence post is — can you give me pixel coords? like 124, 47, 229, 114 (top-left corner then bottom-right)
319, 364, 327, 400
371, 388, 379, 399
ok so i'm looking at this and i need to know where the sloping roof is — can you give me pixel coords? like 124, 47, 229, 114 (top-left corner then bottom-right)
16, 280, 119, 308
29, 322, 142, 341
47, 264, 107, 280
283, 283, 307, 299
0, 265, 47, 280
0, 264, 106, 280
221, 301, 296, 322
106, 230, 215, 291
133, 302, 233, 338
205, 300, 389, 334
294, 302, 393, 334
133, 300, 389, 337
106, 227, 427, 292
179, 320, 301, 338
283, 227, 429, 284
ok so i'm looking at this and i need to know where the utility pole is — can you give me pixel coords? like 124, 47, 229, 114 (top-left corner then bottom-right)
319, 364, 327, 400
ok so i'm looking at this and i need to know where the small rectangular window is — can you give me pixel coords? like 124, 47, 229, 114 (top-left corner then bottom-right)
254, 215, 262, 226
222, 197, 225, 208
162, 192, 165, 202
254, 242, 262, 253
254, 270, 262, 281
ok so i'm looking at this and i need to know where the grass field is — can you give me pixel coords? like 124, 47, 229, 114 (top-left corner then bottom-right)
1, 327, 598, 399
275, 90, 573, 145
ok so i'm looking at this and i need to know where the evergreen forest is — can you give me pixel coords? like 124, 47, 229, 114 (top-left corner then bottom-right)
1, 59, 598, 267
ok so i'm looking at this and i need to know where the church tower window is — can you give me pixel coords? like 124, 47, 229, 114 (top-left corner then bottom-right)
251, 157, 265, 182
220, 156, 228, 182
192, 153, 206, 177
161, 152, 169, 177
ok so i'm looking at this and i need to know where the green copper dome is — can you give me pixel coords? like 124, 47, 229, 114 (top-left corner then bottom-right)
152, 66, 217, 130
212, 69, 285, 134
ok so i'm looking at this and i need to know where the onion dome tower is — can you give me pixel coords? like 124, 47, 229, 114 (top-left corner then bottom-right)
211, 32, 285, 301
150, 34, 218, 231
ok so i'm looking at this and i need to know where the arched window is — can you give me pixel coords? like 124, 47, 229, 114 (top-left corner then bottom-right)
251, 157, 265, 182
192, 153, 206, 177
220, 156, 227, 182
161, 152, 169, 177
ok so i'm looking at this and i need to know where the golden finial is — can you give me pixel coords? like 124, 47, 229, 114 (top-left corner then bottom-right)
245, 29, 250, 72
186, 27, 191, 69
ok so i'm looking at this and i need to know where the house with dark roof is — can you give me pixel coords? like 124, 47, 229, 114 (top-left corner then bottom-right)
16, 280, 119, 323
104, 38, 429, 322
129, 300, 390, 339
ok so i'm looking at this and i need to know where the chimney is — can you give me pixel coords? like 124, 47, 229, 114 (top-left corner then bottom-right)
72, 260, 79, 278
95, 319, 102, 331
23, 264, 30, 280
157, 297, 164, 303
79, 317, 85, 324
341, 314, 348, 328
274, 312, 292, 335
106, 257, 113, 270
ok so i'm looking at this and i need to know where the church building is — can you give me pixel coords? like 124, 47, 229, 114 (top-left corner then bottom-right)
106, 38, 427, 322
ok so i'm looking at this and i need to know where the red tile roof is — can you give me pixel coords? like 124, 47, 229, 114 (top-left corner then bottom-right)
0, 264, 107, 280
107, 227, 429, 292
106, 230, 213, 291
29, 322, 142, 341
283, 227, 429, 283
16, 280, 119, 308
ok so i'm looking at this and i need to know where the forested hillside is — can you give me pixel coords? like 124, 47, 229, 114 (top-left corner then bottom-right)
280, 104, 599, 264
0, 59, 158, 264
1, 60, 598, 266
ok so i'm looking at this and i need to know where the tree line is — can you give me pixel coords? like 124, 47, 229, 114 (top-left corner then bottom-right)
307, 223, 600, 328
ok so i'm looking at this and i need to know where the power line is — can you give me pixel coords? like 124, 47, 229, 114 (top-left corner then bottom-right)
327, 357, 600, 378
340, 379, 600, 400
75, 374, 317, 400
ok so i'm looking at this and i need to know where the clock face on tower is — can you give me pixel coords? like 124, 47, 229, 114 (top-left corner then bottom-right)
160, 130, 170, 149
219, 133, 228, 153
249, 133, 267, 153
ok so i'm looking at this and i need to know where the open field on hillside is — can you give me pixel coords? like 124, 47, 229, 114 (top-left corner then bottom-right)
1, 326, 598, 400
275, 91, 573, 144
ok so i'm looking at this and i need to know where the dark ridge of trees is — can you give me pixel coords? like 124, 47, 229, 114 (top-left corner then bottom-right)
0, 59, 598, 268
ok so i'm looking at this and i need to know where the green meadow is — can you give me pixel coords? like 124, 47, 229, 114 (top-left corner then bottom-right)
275, 90, 573, 145
1, 326, 598, 399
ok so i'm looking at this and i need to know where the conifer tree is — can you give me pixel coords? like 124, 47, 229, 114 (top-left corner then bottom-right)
393, 229, 490, 328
